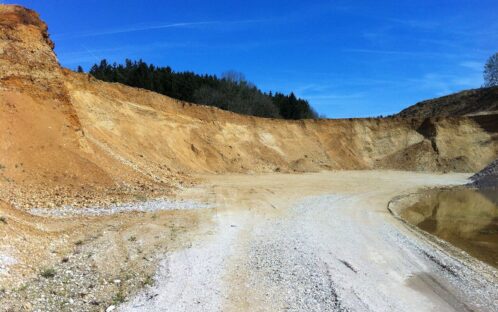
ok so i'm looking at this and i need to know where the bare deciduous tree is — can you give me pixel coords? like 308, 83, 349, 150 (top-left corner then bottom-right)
484, 52, 498, 87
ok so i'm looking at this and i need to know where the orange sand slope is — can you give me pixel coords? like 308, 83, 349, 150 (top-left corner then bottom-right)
0, 5, 497, 208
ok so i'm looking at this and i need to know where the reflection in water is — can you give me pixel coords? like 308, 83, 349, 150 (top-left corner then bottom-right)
401, 188, 498, 268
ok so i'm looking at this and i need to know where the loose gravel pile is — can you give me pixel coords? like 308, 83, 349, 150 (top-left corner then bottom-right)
0, 235, 160, 312
469, 158, 498, 188
0, 252, 17, 277
29, 199, 211, 217
247, 227, 348, 311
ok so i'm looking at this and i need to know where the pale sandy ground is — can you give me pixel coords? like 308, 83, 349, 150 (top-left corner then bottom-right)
120, 171, 498, 312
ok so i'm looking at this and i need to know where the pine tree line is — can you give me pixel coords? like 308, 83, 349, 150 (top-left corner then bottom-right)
86, 59, 318, 119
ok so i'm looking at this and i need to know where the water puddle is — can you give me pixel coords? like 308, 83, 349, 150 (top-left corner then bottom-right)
401, 188, 498, 268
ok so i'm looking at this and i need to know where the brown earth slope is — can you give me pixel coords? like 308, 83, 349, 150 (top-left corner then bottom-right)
66, 74, 498, 174
1, 5, 498, 209
397, 86, 498, 118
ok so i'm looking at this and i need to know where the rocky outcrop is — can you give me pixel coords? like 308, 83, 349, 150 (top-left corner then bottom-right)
0, 5, 174, 209
0, 5, 68, 101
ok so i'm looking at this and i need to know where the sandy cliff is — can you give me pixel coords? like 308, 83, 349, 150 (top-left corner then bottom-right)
1, 5, 497, 208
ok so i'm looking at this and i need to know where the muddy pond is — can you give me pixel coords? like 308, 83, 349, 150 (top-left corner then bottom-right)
401, 188, 498, 268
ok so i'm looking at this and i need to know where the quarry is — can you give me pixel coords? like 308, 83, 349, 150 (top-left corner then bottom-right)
0, 5, 497, 312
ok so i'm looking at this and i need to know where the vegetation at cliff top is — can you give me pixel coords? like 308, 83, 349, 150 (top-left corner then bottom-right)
88, 59, 318, 119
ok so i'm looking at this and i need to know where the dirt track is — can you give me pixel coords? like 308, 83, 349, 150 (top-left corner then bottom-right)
1, 6, 498, 311
121, 171, 498, 312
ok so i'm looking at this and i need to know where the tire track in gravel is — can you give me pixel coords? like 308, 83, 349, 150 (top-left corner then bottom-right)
120, 171, 498, 312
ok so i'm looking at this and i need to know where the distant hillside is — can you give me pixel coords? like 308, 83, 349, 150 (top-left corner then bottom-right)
397, 86, 498, 118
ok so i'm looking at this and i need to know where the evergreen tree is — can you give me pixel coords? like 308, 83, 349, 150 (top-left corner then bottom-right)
88, 59, 319, 120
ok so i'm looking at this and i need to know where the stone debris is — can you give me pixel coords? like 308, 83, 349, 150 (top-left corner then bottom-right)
29, 199, 211, 217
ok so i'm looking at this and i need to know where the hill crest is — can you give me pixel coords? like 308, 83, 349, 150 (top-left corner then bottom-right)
397, 86, 498, 118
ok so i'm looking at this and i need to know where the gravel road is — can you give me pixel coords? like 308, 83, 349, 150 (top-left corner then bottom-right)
120, 171, 498, 312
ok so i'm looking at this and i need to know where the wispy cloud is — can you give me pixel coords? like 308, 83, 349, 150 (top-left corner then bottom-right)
291, 83, 365, 102
459, 61, 483, 71
53, 18, 268, 40
343, 48, 460, 59
304, 93, 365, 100
53, 21, 221, 39
406, 72, 483, 96
59, 37, 301, 65
59, 41, 196, 65
386, 18, 440, 30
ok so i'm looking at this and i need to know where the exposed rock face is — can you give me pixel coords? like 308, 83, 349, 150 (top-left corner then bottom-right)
0, 5, 54, 48
63, 73, 498, 176
0, 4, 497, 208
0, 5, 68, 101
397, 86, 498, 118
0, 5, 171, 209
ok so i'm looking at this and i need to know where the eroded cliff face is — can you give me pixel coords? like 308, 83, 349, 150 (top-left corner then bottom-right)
0, 6, 179, 208
0, 5, 497, 208
0, 5, 67, 101
66, 72, 498, 175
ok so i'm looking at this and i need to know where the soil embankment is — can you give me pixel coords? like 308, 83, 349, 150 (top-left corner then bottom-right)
1, 5, 497, 211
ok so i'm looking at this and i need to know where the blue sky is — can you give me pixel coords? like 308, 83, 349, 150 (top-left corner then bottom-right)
5, 0, 498, 117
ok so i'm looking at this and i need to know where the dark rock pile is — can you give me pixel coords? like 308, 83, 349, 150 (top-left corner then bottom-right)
469, 158, 498, 188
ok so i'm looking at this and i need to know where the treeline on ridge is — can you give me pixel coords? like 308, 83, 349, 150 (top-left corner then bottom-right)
86, 59, 318, 119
